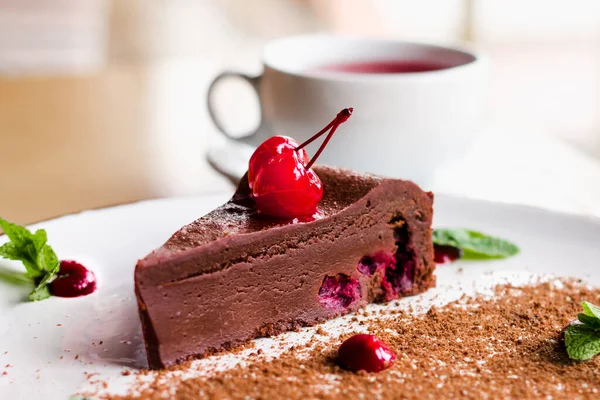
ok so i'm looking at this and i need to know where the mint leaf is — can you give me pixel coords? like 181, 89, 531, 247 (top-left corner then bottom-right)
578, 313, 600, 330
565, 301, 600, 361
564, 323, 600, 361
0, 217, 60, 301
29, 270, 58, 301
432, 228, 519, 259
0, 242, 22, 261
0, 218, 44, 277
0, 217, 30, 246
30, 281, 52, 301
38, 244, 60, 275
581, 301, 600, 320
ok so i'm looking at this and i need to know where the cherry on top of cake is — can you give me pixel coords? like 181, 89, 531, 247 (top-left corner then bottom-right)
248, 108, 353, 218
158, 165, 386, 254
152, 108, 413, 254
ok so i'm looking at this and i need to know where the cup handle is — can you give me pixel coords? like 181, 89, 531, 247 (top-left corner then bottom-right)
207, 71, 263, 141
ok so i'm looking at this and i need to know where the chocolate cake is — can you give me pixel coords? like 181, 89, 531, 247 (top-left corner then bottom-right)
135, 166, 435, 369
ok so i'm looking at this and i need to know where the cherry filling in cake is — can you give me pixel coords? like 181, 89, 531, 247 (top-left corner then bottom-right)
321, 218, 418, 308
318, 274, 362, 311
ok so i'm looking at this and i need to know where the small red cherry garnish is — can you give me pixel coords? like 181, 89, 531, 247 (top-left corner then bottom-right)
250, 108, 353, 218
337, 334, 396, 373
50, 260, 97, 298
248, 136, 309, 190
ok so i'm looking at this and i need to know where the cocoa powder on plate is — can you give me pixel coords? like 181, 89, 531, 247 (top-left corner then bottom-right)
106, 280, 600, 400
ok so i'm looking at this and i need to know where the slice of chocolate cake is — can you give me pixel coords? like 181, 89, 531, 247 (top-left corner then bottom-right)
135, 165, 435, 369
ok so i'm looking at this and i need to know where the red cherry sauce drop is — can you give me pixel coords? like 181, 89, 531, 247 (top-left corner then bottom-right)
433, 244, 462, 264
50, 260, 97, 298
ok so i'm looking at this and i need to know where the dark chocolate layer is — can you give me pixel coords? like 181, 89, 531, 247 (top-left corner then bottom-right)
135, 166, 435, 369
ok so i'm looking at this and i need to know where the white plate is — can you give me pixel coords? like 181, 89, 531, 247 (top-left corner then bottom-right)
1, 194, 600, 399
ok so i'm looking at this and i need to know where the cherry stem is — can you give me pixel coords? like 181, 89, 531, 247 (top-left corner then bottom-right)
296, 108, 353, 169
295, 120, 336, 152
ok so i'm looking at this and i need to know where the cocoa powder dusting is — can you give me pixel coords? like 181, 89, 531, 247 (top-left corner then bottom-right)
105, 280, 600, 399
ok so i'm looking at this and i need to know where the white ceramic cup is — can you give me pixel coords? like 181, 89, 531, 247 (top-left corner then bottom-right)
207, 34, 488, 187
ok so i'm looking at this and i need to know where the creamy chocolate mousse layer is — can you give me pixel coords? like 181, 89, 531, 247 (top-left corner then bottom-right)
135, 166, 435, 369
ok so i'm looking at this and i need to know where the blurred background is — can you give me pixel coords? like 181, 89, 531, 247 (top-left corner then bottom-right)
1, 0, 600, 224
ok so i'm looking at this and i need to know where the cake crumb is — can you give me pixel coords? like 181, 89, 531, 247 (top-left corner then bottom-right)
103, 280, 600, 400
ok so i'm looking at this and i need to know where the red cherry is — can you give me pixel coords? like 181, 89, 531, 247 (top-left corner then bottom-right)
337, 334, 396, 373
248, 136, 309, 189
50, 260, 97, 298
252, 152, 323, 217
249, 108, 353, 218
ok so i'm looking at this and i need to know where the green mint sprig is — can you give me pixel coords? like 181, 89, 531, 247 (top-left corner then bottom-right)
564, 301, 600, 361
432, 228, 519, 259
0, 217, 60, 301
